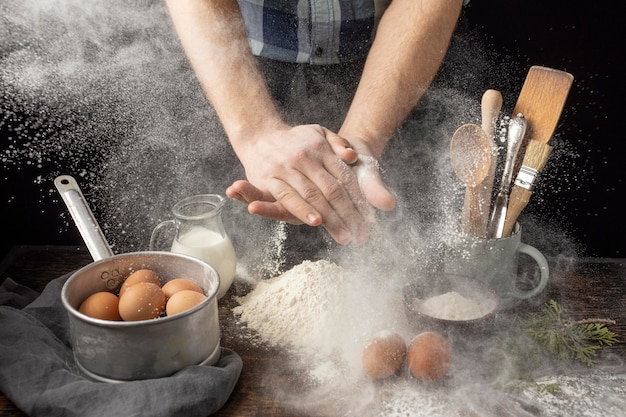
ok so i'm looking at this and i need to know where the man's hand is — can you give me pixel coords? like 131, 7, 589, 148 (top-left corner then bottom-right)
343, 137, 396, 213
227, 131, 396, 245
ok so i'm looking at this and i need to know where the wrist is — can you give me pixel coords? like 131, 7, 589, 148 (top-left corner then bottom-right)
226, 117, 289, 162
338, 131, 388, 160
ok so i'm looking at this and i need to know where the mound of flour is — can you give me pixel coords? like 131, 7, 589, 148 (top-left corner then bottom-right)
233, 260, 349, 352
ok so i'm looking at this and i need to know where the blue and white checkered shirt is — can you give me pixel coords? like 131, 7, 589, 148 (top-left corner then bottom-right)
237, 0, 468, 65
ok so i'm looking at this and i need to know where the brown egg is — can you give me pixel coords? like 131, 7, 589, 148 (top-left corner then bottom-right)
78, 291, 122, 321
166, 290, 207, 316
362, 331, 407, 379
407, 331, 452, 381
119, 269, 161, 297
162, 278, 204, 299
118, 282, 166, 321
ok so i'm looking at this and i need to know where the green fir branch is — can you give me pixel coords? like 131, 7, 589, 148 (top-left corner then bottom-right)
524, 300, 618, 367
491, 300, 619, 394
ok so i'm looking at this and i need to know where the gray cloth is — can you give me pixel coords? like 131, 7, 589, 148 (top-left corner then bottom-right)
0, 274, 242, 417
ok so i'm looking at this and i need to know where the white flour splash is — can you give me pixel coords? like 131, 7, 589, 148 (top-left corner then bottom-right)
233, 259, 625, 417
0, 0, 275, 257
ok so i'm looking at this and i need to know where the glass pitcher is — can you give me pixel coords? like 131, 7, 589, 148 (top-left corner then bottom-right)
150, 194, 236, 299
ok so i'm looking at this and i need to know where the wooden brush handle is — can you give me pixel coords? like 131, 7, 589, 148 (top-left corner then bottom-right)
502, 185, 532, 237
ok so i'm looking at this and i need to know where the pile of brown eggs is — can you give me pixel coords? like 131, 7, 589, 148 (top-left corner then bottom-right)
362, 330, 452, 382
77, 269, 208, 321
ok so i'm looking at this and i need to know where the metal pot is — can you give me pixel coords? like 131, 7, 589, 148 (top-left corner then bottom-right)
55, 175, 221, 383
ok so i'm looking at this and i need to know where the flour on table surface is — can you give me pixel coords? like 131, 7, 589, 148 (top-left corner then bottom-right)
373, 370, 626, 417
519, 371, 626, 417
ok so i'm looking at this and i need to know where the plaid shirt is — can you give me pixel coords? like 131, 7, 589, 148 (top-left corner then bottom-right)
237, 0, 385, 64
237, 0, 469, 65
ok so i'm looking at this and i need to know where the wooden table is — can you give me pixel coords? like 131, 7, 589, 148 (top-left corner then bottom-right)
1, 245, 625, 416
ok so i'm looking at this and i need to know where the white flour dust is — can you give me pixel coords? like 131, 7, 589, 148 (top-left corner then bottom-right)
0, 0, 277, 257
254, 221, 289, 279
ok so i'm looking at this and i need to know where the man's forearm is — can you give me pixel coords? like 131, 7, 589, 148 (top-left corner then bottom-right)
339, 0, 464, 158
164, 0, 284, 154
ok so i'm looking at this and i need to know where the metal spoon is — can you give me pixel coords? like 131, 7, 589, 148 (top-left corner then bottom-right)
450, 123, 493, 236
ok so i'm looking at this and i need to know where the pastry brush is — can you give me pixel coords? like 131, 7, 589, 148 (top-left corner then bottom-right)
502, 139, 553, 237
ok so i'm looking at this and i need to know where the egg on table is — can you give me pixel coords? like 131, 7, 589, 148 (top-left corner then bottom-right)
407, 331, 452, 381
362, 330, 407, 379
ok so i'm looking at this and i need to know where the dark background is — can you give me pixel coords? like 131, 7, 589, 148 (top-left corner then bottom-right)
1, 0, 624, 260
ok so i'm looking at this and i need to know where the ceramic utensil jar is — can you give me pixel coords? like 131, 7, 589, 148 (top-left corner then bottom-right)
150, 194, 236, 299
443, 223, 548, 310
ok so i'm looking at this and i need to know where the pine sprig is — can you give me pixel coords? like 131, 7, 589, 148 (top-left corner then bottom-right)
523, 300, 618, 367
490, 300, 619, 393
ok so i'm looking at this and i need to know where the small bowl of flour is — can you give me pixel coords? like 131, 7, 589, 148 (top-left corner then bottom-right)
403, 274, 499, 335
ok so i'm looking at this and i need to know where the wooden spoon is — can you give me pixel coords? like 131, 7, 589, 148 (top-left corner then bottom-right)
450, 124, 492, 236
477, 89, 503, 235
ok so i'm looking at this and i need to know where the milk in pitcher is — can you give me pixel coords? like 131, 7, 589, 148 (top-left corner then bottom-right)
171, 226, 236, 299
